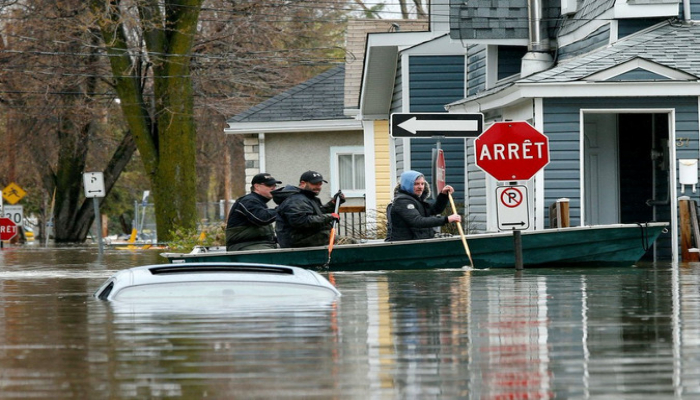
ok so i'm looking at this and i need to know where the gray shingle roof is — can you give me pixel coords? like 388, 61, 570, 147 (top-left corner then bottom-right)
559, 0, 616, 36
227, 65, 349, 124
522, 22, 700, 83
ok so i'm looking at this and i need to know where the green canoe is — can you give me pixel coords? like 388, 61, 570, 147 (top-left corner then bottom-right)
161, 222, 668, 271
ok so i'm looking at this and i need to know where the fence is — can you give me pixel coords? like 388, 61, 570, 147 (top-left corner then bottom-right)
133, 200, 370, 241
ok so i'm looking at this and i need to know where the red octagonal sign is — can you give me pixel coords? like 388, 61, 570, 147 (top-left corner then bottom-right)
0, 217, 18, 241
474, 121, 550, 181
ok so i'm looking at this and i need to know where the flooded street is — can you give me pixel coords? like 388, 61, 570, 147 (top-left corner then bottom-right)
1, 246, 699, 399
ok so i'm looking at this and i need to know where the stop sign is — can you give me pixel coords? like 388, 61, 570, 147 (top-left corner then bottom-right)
0, 217, 18, 241
474, 121, 549, 181
435, 149, 446, 192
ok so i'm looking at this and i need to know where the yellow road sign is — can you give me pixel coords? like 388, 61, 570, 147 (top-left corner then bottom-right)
2, 182, 26, 205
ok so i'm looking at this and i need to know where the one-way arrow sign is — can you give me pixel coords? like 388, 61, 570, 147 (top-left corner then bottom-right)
391, 113, 484, 138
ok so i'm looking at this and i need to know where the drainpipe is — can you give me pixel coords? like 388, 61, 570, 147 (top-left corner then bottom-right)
683, 0, 691, 23
521, 0, 553, 77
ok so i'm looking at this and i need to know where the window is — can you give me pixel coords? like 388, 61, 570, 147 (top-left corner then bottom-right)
330, 146, 365, 198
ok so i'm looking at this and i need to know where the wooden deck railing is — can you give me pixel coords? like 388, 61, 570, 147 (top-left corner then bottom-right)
338, 206, 367, 239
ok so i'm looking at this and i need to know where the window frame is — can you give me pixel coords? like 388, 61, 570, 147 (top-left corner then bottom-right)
330, 146, 365, 198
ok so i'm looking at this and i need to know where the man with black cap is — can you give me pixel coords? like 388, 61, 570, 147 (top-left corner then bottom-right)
225, 173, 282, 251
273, 170, 343, 248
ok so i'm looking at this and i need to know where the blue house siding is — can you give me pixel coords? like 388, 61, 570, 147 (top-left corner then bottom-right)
392, 58, 405, 176
542, 96, 699, 228
687, 0, 700, 19
391, 58, 404, 114
558, 24, 610, 61
467, 45, 487, 96
407, 55, 467, 202
466, 140, 487, 232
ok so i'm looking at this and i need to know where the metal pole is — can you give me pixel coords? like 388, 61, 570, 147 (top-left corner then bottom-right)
514, 229, 523, 270
93, 197, 103, 254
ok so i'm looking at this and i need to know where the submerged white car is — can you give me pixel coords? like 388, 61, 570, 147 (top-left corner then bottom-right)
94, 262, 341, 307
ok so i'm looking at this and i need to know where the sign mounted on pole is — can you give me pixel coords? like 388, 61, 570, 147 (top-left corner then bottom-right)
83, 172, 106, 198
0, 217, 18, 241
496, 185, 530, 231
474, 121, 550, 181
3, 205, 23, 225
391, 113, 484, 138
434, 148, 446, 192
2, 182, 26, 205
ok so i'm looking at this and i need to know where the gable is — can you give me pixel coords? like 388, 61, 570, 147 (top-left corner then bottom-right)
585, 57, 698, 81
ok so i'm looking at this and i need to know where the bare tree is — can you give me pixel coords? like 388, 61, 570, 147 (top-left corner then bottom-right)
0, 0, 350, 242
0, 2, 137, 242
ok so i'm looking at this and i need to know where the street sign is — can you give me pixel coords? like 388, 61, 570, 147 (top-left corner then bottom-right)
474, 121, 550, 181
2, 182, 26, 205
391, 113, 484, 138
496, 185, 530, 231
0, 217, 18, 241
434, 148, 446, 192
83, 172, 106, 198
3, 205, 23, 225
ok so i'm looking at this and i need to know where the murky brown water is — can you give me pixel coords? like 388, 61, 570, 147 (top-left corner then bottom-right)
0, 245, 698, 399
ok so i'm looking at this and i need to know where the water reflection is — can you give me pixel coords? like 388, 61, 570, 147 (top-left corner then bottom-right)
1, 247, 699, 398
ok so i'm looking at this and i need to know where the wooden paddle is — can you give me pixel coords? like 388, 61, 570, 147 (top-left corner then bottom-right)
448, 192, 474, 267
324, 190, 343, 267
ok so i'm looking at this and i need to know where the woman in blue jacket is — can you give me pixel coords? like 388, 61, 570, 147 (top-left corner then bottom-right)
388, 170, 461, 241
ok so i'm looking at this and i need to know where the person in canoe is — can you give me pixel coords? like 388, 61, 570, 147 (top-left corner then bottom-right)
225, 173, 282, 251
387, 170, 461, 241
273, 170, 344, 248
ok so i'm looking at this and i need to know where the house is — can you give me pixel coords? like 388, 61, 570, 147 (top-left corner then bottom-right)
225, 19, 428, 215
358, 0, 700, 260
224, 65, 363, 206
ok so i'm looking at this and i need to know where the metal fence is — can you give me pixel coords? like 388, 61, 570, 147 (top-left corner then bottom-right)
134, 200, 369, 241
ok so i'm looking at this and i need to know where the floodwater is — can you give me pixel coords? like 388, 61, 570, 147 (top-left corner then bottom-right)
1, 246, 699, 399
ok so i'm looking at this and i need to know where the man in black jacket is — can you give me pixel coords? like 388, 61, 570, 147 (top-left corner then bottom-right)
273, 171, 341, 248
388, 170, 461, 241
225, 173, 282, 251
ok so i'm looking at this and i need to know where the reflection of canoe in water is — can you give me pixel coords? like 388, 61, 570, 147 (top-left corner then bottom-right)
160, 222, 669, 271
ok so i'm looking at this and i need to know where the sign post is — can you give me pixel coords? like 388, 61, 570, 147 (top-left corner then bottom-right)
474, 121, 551, 269
83, 172, 106, 253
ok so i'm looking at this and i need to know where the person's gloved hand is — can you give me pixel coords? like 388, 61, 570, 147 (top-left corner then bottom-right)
331, 212, 340, 222
331, 193, 346, 205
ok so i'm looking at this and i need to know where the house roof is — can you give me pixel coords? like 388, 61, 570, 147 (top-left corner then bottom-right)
448, 21, 700, 109
225, 65, 363, 134
558, 0, 615, 36
229, 65, 347, 123
522, 22, 700, 83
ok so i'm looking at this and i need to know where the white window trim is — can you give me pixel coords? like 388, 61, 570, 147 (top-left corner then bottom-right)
330, 146, 366, 198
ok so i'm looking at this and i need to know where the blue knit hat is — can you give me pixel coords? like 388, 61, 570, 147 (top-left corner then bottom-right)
399, 170, 424, 194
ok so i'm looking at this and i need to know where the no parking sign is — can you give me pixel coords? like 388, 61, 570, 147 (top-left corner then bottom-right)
496, 185, 529, 231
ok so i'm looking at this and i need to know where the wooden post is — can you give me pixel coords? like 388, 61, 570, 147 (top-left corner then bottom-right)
679, 197, 699, 262
549, 198, 570, 228
557, 198, 570, 228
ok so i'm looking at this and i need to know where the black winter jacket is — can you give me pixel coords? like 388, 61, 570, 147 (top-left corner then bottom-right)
273, 185, 336, 248
389, 186, 449, 241
225, 192, 277, 251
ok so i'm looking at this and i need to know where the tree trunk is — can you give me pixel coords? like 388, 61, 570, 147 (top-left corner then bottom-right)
90, 0, 203, 242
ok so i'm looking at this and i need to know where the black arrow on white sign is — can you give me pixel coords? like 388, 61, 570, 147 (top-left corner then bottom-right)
390, 113, 484, 138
